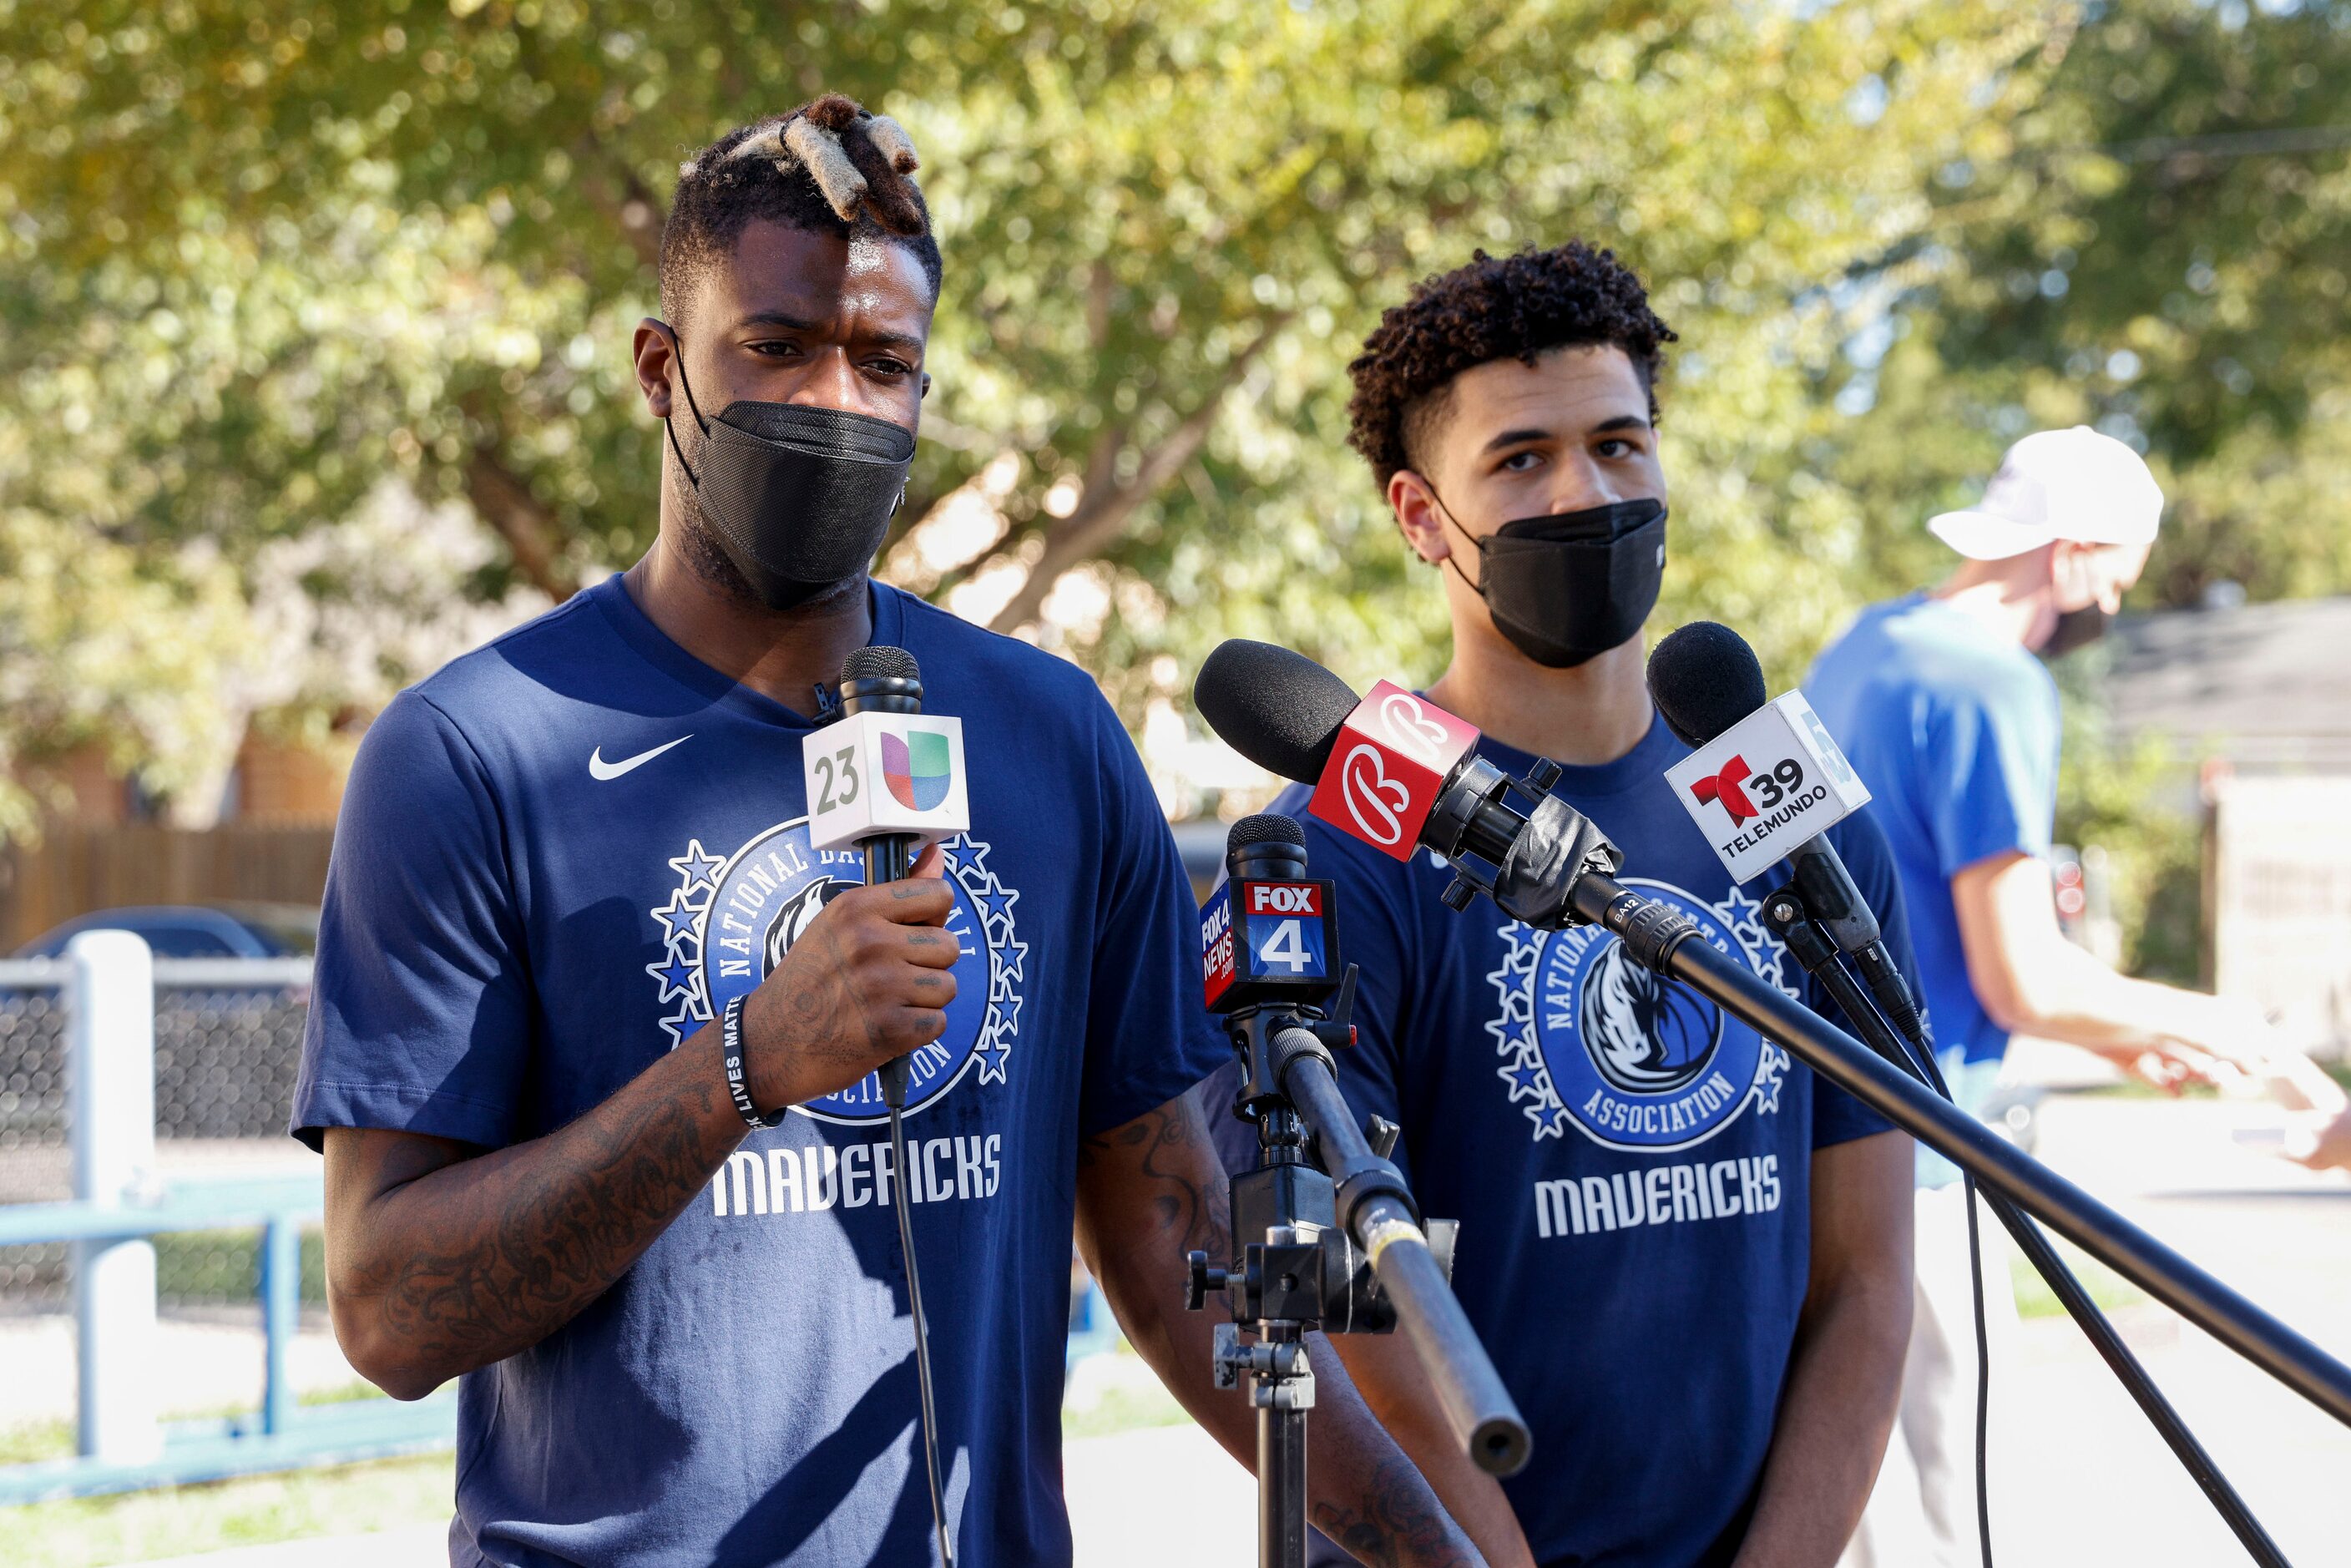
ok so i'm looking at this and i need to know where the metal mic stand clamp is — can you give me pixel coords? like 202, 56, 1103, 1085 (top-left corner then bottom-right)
1188, 969, 1457, 1568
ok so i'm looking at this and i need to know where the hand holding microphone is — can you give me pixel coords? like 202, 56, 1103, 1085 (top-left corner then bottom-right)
735, 858, 958, 1113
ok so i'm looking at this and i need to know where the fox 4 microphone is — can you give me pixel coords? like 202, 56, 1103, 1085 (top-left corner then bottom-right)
1192, 640, 1620, 930
806, 645, 972, 1101
1646, 620, 1927, 1050
1201, 815, 1342, 1015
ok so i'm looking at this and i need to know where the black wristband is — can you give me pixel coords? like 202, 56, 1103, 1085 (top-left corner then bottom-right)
720, 994, 781, 1130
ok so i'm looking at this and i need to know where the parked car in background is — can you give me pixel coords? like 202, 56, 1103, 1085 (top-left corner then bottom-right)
12, 903, 318, 960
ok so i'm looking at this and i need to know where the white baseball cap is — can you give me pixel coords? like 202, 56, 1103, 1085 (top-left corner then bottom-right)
1927, 426, 2164, 561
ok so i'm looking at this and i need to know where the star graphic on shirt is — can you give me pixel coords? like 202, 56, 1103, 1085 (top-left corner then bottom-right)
667, 840, 726, 894
645, 950, 699, 1004
1500, 1055, 1550, 1104
976, 881, 1020, 932
1485, 918, 1573, 1140
650, 888, 703, 946
943, 835, 987, 880
1749, 1042, 1791, 1115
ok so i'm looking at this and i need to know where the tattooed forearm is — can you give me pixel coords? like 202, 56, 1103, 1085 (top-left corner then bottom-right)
327, 1036, 744, 1397
1311, 1454, 1479, 1568
1077, 1096, 1232, 1268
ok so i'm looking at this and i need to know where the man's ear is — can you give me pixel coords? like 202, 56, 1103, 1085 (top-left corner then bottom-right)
921, 371, 933, 400
1389, 470, 1452, 568
633, 318, 680, 418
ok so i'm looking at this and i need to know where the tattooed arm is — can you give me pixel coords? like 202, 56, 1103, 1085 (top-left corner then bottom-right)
1074, 1090, 1502, 1568
322, 866, 960, 1399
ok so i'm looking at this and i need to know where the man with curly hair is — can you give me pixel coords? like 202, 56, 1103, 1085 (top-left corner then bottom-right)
296, 96, 1490, 1568
1213, 244, 1918, 1566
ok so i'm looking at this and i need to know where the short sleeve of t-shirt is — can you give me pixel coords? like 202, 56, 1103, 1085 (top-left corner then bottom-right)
291, 691, 534, 1152
1810, 807, 1915, 1151
1075, 691, 1231, 1137
1925, 676, 2058, 879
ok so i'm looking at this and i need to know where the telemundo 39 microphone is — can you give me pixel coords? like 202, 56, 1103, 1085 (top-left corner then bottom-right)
1191, 640, 1620, 930
803, 643, 963, 1568
1645, 621, 1928, 1054
1191, 637, 2351, 1436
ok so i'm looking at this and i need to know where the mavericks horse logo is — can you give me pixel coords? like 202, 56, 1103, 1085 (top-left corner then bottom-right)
1485, 878, 1792, 1151
646, 820, 1026, 1125
1579, 941, 1722, 1095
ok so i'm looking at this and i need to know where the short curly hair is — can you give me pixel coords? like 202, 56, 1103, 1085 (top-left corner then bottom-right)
660, 94, 943, 329
1347, 243, 1676, 488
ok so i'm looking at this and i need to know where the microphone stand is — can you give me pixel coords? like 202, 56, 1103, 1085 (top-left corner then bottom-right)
1762, 881, 2289, 1568
1518, 855, 2351, 1434
1190, 969, 1530, 1568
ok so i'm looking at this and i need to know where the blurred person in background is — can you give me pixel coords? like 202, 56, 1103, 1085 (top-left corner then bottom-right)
1806, 425, 2348, 1567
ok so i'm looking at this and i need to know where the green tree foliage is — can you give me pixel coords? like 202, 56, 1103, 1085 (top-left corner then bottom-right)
0, 0, 2049, 821
1833, 0, 2351, 610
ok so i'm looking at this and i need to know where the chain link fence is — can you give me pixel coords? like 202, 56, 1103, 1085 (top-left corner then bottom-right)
0, 965, 316, 1316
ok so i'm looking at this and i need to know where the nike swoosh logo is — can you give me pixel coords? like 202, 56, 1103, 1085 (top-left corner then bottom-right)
589, 735, 693, 781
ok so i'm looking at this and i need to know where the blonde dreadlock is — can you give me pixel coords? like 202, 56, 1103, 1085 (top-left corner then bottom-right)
660, 94, 941, 326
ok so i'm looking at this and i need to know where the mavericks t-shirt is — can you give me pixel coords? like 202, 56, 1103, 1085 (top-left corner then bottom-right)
292, 576, 1225, 1567
1211, 715, 1910, 1568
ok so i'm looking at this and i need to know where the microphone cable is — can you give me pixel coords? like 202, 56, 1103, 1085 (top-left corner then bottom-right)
882, 1053, 954, 1568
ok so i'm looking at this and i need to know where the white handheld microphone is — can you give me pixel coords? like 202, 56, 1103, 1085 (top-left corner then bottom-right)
806, 645, 971, 872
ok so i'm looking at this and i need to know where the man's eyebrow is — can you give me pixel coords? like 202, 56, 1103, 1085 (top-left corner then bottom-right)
1591, 414, 1651, 436
732, 311, 925, 355
1479, 426, 1555, 454
733, 310, 822, 332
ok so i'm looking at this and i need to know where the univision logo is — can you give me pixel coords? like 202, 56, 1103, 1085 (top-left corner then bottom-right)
883, 728, 954, 812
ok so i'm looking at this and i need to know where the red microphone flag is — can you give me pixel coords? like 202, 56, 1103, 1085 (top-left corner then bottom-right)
1306, 680, 1479, 861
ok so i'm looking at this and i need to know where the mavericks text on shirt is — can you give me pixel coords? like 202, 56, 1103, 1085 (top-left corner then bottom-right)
711, 1130, 1004, 1218
1532, 1153, 1782, 1239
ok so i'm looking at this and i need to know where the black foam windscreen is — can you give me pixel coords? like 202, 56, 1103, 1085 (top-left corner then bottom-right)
843, 645, 922, 685
1646, 621, 1768, 747
1194, 640, 1361, 785
1226, 812, 1307, 856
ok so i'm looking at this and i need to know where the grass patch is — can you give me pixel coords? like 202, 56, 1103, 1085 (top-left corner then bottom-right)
4, 1452, 455, 1568
1062, 1373, 1190, 1441
2010, 1237, 2148, 1319
0, 1358, 1181, 1563
0, 1382, 414, 1466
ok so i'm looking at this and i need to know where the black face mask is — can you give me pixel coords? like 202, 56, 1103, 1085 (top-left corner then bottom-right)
2040, 603, 2109, 660
1438, 496, 1668, 668
660, 326, 915, 611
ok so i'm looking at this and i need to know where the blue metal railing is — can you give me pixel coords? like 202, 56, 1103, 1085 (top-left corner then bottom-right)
0, 943, 454, 1505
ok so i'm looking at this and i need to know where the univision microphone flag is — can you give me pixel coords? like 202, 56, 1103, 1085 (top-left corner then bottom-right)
806, 713, 971, 853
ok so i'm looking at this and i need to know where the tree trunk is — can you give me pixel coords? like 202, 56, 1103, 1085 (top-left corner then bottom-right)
464, 446, 580, 602
985, 316, 1287, 634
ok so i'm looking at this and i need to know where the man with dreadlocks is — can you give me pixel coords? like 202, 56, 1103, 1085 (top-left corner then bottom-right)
1207, 244, 1919, 1566
294, 97, 1485, 1567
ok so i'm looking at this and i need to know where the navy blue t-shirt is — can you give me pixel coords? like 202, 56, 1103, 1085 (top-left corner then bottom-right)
292, 576, 1226, 1567
1210, 715, 1910, 1568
